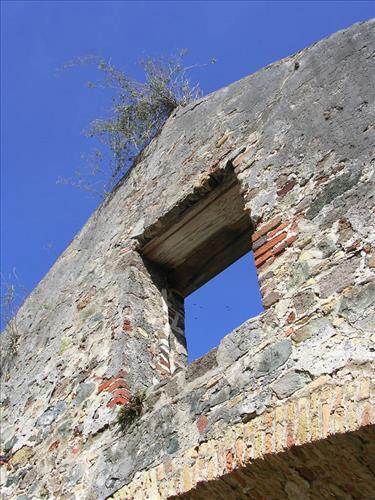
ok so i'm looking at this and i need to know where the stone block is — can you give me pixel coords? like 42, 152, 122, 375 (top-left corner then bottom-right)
185, 348, 218, 382
272, 371, 311, 399
255, 340, 292, 378
318, 257, 360, 298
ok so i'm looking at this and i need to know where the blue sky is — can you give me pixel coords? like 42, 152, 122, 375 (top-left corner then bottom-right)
1, 1, 374, 359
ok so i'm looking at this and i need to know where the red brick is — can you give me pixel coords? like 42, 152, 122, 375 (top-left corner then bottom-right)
277, 179, 297, 197
155, 363, 170, 376
49, 440, 60, 451
158, 357, 170, 369
290, 219, 300, 233
232, 149, 251, 168
268, 221, 290, 238
361, 403, 372, 426
120, 246, 131, 255
107, 396, 128, 408
265, 433, 273, 454
0, 458, 11, 471
122, 318, 132, 333
272, 234, 298, 256
235, 439, 244, 467
226, 449, 233, 473
254, 232, 287, 259
252, 216, 282, 243
287, 311, 296, 324
113, 388, 131, 401
197, 415, 208, 434
255, 250, 274, 268
107, 379, 129, 392
287, 432, 295, 448
76, 294, 91, 311
98, 379, 114, 394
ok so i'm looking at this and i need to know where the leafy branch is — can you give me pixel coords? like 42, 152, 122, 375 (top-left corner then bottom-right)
1, 271, 27, 368
58, 51, 214, 197
117, 389, 146, 432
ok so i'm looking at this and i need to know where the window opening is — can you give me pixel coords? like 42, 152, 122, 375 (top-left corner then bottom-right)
140, 166, 264, 366
185, 250, 263, 362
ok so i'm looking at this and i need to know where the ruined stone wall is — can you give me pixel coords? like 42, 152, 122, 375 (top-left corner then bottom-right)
1, 20, 374, 499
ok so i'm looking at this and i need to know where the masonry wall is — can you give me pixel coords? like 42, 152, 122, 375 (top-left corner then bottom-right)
1, 20, 374, 499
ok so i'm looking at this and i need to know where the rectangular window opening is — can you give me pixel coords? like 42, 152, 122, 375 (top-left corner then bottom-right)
185, 250, 263, 363
140, 167, 264, 366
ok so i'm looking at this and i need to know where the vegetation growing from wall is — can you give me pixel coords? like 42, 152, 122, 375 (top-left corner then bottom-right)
117, 390, 146, 432
0, 272, 27, 373
58, 52, 212, 197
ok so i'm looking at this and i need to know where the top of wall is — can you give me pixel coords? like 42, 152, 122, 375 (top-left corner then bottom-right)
5, 19, 374, 309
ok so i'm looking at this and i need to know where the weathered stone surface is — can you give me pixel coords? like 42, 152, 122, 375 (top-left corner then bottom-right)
293, 289, 316, 317
216, 317, 262, 366
75, 382, 95, 405
36, 401, 67, 427
185, 349, 218, 382
318, 257, 360, 298
0, 20, 374, 500
306, 170, 362, 220
11, 447, 34, 467
292, 317, 334, 344
255, 340, 292, 378
272, 370, 311, 398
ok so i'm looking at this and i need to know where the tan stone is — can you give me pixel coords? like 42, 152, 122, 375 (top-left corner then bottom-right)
11, 446, 34, 467
368, 253, 375, 268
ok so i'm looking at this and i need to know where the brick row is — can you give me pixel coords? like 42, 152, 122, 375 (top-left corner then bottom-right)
253, 218, 299, 269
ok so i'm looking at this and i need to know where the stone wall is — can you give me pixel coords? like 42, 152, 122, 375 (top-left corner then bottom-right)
1, 20, 374, 499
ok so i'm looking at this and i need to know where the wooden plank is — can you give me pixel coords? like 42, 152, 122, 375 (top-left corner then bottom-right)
140, 174, 253, 296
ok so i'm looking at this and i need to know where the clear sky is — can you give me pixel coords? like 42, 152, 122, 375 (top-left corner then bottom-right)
1, 1, 374, 358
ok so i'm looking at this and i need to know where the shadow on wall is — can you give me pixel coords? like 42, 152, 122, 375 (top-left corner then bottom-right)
185, 250, 264, 362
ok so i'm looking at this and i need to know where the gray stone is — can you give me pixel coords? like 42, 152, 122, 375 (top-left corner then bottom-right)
263, 291, 281, 308
306, 170, 361, 220
166, 436, 179, 455
69, 464, 84, 486
292, 317, 334, 344
238, 389, 273, 421
57, 420, 72, 437
317, 236, 337, 258
319, 257, 360, 298
255, 340, 292, 378
272, 370, 311, 399
293, 289, 316, 316
339, 281, 375, 322
36, 401, 67, 427
75, 383, 95, 405
216, 318, 262, 366
3, 435, 17, 452
185, 348, 218, 382
205, 383, 231, 410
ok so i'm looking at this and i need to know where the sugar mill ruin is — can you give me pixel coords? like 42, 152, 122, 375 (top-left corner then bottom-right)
1, 20, 375, 499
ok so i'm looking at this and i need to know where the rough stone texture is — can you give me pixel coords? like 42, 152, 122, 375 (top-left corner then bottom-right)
169, 426, 375, 500
1, 20, 375, 499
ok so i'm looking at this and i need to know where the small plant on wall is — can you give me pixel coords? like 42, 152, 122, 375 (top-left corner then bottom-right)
58, 51, 214, 197
117, 389, 147, 433
0, 271, 28, 374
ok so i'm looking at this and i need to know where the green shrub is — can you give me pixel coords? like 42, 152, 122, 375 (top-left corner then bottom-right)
58, 51, 212, 197
0, 272, 27, 372
117, 389, 146, 432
